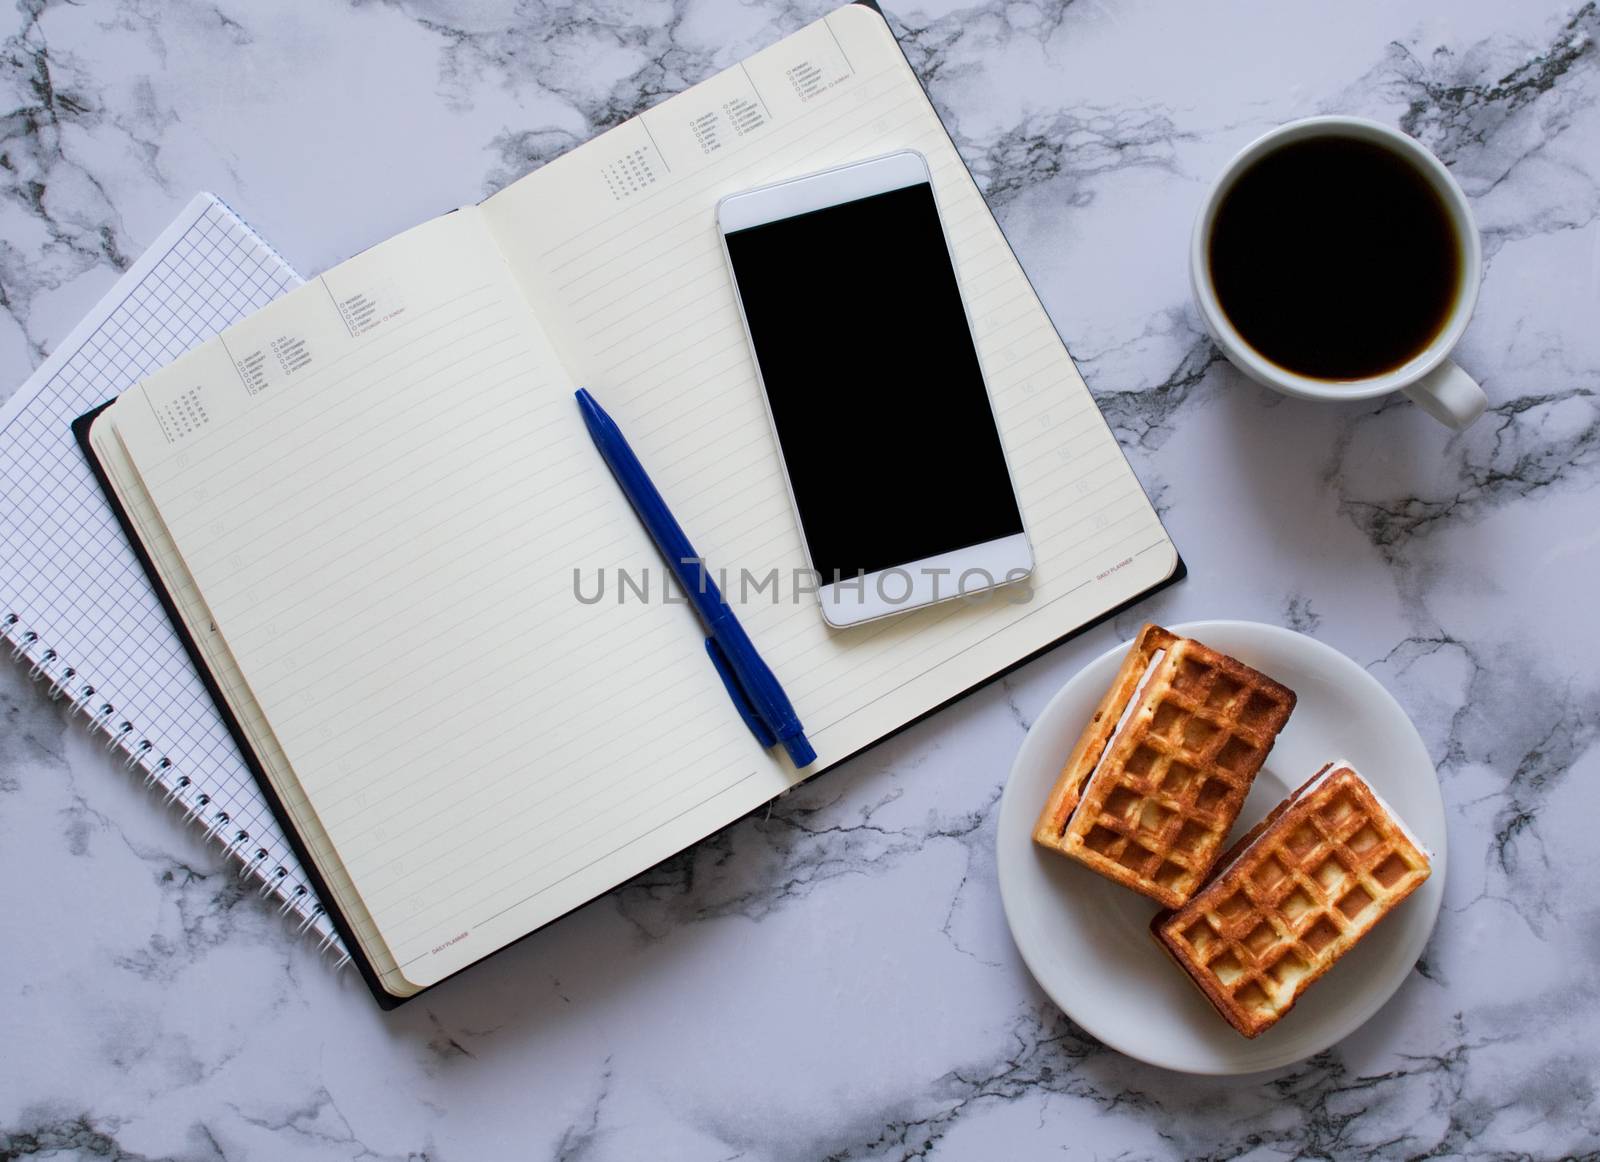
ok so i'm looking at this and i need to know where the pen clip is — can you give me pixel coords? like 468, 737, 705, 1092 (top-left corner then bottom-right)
705, 636, 777, 749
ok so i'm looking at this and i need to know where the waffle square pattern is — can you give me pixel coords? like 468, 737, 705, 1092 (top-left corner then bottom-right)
1034, 624, 1296, 908
1153, 763, 1433, 1038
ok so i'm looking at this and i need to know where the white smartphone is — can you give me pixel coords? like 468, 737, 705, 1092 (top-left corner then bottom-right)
717, 149, 1033, 629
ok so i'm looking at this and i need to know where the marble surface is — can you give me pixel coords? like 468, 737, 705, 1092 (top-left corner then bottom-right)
3, 0, 1598, 1157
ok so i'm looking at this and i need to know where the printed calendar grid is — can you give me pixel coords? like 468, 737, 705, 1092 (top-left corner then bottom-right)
0, 197, 344, 954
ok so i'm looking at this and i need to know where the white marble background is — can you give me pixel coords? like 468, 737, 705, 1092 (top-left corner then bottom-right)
3, 0, 1598, 1158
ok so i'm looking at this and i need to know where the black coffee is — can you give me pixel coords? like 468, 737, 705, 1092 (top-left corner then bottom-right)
1207, 135, 1461, 381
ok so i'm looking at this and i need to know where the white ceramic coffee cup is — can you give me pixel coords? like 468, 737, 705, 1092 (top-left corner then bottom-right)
1190, 115, 1486, 430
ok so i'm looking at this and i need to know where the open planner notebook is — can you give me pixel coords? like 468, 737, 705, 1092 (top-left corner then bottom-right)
82, 3, 1179, 1005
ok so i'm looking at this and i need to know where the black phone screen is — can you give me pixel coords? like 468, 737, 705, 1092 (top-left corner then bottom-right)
724, 181, 1025, 581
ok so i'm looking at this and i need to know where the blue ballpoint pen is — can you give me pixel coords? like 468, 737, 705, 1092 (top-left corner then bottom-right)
575, 388, 818, 769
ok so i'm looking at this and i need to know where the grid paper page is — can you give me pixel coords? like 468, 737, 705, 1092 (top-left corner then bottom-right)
0, 194, 338, 950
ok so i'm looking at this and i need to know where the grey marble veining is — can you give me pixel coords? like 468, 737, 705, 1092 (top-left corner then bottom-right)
3, 0, 1599, 1158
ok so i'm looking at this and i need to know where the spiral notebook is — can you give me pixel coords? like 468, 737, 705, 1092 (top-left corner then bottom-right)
82, 4, 1181, 1007
0, 194, 344, 955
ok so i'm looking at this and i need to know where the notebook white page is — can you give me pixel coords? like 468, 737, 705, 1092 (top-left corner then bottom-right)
0, 195, 341, 951
87, 416, 401, 985
482, 5, 1176, 771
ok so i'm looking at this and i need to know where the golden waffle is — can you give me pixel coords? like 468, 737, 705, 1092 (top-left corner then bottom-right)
1152, 762, 1433, 1038
1033, 623, 1296, 908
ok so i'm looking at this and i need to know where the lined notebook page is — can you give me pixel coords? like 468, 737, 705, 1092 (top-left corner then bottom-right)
107, 208, 771, 991
87, 417, 402, 986
483, 7, 1176, 762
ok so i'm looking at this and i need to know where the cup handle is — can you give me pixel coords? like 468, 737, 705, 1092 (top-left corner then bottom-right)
1403, 359, 1487, 430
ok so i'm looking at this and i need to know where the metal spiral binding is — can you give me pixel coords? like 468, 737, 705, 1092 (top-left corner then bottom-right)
3, 611, 351, 968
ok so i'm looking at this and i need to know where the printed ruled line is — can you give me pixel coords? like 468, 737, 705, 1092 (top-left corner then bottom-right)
740, 61, 773, 120
398, 769, 759, 967
322, 276, 355, 337
638, 113, 672, 174
824, 13, 855, 76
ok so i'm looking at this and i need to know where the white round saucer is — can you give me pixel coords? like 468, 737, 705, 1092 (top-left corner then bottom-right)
996, 620, 1446, 1074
